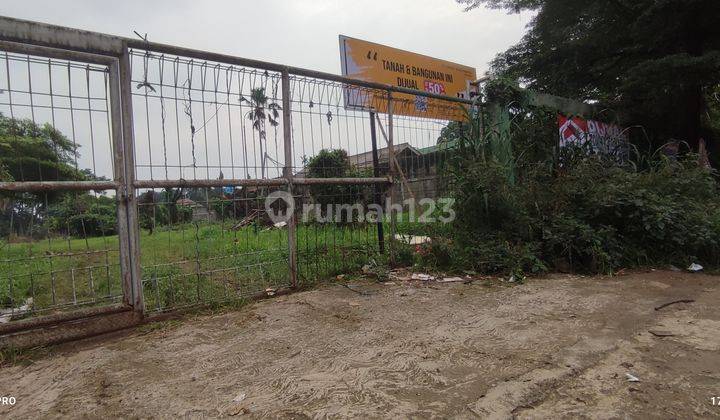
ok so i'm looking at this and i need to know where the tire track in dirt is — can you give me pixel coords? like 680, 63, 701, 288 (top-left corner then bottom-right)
1, 271, 718, 418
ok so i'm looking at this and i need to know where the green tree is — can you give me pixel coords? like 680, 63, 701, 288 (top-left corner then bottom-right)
48, 193, 117, 237
0, 114, 86, 237
459, 0, 720, 155
0, 114, 83, 183
304, 149, 371, 223
242, 87, 281, 179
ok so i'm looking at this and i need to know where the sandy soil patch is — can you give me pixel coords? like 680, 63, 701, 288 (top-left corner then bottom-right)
1, 270, 719, 418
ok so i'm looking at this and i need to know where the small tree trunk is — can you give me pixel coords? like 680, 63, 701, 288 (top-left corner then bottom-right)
259, 135, 266, 179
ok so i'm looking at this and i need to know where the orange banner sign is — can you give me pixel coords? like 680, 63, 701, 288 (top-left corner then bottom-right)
339, 35, 477, 121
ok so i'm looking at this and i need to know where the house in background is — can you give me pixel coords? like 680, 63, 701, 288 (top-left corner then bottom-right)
176, 198, 218, 222
294, 142, 453, 202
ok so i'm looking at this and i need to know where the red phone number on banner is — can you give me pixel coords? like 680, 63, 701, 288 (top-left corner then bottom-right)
424, 80, 446, 95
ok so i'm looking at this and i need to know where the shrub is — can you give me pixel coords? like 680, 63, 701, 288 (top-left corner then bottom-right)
439, 152, 720, 275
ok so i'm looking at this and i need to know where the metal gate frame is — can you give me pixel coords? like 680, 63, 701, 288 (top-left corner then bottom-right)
0, 15, 474, 344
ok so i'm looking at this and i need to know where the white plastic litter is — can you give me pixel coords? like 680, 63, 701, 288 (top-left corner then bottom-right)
626, 373, 640, 382
0, 298, 33, 324
687, 263, 703, 272
394, 234, 431, 245
437, 277, 465, 283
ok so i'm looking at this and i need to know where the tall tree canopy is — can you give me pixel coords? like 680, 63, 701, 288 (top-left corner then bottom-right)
0, 114, 101, 237
459, 0, 720, 153
0, 113, 83, 182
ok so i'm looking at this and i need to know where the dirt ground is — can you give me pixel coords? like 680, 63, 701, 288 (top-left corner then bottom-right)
1, 269, 719, 419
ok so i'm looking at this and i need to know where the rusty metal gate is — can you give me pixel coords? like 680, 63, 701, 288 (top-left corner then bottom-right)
0, 16, 473, 347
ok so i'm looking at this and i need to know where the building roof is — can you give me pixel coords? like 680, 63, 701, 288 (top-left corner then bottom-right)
347, 143, 422, 167
176, 198, 198, 206
418, 139, 459, 155
294, 143, 422, 178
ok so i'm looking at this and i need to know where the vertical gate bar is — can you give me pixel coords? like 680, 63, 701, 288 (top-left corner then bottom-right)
119, 43, 144, 313
281, 69, 298, 288
386, 92, 396, 265
107, 60, 135, 310
369, 111, 385, 254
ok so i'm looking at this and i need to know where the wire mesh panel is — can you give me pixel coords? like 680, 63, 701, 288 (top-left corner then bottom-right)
128, 49, 293, 312
137, 186, 290, 312
129, 50, 286, 182
0, 18, 476, 331
287, 77, 390, 175
390, 96, 467, 203
287, 77, 390, 284
0, 50, 124, 320
287, 74, 468, 283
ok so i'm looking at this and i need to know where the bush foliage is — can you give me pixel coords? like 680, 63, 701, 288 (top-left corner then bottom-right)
414, 100, 720, 275
444, 152, 720, 275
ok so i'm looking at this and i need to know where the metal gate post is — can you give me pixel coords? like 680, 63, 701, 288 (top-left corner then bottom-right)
386, 92, 396, 265
118, 43, 144, 313
281, 69, 298, 288
369, 111, 385, 254
107, 60, 134, 311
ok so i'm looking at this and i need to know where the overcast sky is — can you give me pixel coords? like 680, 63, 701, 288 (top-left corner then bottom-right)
1, 0, 531, 76
1, 1, 532, 181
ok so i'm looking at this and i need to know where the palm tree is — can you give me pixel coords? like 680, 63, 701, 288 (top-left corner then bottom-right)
242, 87, 281, 179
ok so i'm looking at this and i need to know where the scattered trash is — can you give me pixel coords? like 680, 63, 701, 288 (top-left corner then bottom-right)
648, 330, 675, 338
411, 273, 435, 281
394, 234, 431, 245
273, 221, 287, 229
225, 403, 249, 416
0, 298, 33, 323
231, 209, 261, 230
437, 277, 465, 283
336, 274, 346, 281
625, 373, 641, 382
359, 259, 388, 280
265, 288, 276, 297
508, 275, 517, 283
654, 299, 695, 311
233, 393, 247, 403
687, 263, 704, 272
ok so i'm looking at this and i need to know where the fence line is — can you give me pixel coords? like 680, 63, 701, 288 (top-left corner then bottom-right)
0, 16, 471, 344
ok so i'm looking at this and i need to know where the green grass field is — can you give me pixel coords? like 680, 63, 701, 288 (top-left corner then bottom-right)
0, 221, 384, 316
